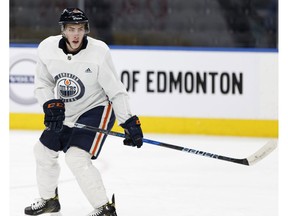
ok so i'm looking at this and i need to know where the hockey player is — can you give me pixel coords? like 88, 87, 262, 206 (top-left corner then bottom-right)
24, 8, 143, 216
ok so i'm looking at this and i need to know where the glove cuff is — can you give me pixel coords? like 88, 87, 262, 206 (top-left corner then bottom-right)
43, 99, 65, 112
120, 115, 140, 129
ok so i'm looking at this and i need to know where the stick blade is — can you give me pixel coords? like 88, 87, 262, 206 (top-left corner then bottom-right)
246, 139, 277, 166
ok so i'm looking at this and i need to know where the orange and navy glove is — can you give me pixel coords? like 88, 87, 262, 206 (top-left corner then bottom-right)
43, 99, 65, 132
120, 115, 143, 148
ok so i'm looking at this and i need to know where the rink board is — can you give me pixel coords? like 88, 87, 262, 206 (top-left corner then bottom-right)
9, 45, 278, 137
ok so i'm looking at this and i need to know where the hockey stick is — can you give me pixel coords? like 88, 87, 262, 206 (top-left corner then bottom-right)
67, 122, 277, 166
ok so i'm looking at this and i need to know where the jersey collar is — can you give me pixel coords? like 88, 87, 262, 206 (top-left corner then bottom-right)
58, 36, 88, 55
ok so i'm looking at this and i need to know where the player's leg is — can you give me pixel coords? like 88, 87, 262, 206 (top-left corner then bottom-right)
34, 141, 60, 199
24, 127, 70, 216
65, 104, 117, 215
65, 146, 108, 207
24, 141, 61, 215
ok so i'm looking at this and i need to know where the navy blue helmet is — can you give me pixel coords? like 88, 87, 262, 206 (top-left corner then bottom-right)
59, 8, 90, 33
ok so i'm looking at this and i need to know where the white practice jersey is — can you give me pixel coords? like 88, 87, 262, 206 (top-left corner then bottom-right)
34, 35, 132, 125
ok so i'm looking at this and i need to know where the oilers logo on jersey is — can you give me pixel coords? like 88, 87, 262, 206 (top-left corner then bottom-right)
54, 72, 85, 102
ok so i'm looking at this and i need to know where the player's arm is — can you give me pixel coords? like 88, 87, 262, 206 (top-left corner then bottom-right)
34, 57, 56, 105
98, 50, 143, 148
34, 55, 65, 132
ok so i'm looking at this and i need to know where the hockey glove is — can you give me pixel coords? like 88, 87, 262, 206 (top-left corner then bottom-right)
43, 99, 65, 132
120, 115, 143, 148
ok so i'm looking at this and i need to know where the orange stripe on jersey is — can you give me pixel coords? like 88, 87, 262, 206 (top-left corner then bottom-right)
91, 104, 112, 156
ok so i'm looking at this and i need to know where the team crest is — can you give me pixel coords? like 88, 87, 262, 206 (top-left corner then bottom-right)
54, 73, 85, 102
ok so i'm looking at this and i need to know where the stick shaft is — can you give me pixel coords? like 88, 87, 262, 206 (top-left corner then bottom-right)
73, 123, 250, 165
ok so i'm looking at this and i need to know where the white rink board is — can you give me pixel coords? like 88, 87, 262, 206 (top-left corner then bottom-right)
10, 46, 278, 120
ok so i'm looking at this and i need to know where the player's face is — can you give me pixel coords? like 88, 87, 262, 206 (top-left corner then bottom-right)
63, 24, 86, 52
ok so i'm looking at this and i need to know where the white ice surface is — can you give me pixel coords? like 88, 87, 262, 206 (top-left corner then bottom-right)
10, 130, 278, 216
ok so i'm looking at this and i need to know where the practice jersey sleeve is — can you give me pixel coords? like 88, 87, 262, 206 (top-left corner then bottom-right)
97, 50, 132, 124
110, 94, 132, 124
34, 55, 56, 106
